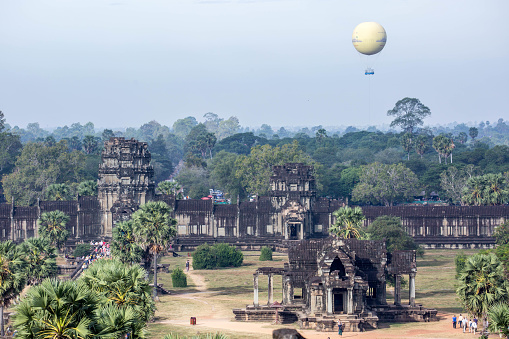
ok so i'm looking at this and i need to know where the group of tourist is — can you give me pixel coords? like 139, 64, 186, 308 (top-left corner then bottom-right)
82, 241, 111, 270
452, 314, 478, 334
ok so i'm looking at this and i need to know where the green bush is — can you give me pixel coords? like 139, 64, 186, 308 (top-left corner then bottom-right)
171, 267, 187, 287
455, 252, 467, 278
73, 243, 91, 257
192, 243, 243, 269
259, 247, 273, 261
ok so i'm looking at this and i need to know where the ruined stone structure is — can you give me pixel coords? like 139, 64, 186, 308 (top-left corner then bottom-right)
233, 238, 437, 332
98, 138, 155, 237
0, 137, 507, 248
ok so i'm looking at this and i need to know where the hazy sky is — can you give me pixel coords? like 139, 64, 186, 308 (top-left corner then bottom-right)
1, 0, 508, 130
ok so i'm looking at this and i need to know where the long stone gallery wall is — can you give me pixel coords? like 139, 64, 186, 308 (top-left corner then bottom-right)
0, 138, 505, 249
0, 196, 505, 249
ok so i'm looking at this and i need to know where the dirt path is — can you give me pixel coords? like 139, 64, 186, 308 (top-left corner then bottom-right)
157, 259, 484, 338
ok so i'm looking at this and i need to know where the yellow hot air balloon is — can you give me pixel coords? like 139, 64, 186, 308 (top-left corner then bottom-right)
352, 22, 387, 75
352, 22, 387, 55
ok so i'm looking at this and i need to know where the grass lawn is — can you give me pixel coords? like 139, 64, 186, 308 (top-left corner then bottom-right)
147, 248, 480, 338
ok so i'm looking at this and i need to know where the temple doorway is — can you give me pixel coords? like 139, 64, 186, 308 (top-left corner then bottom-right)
288, 222, 301, 240
333, 289, 344, 314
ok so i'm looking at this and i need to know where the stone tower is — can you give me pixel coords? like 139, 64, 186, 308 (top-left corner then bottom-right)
97, 137, 155, 237
270, 163, 316, 240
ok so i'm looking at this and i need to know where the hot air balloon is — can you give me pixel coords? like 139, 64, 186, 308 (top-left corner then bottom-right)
352, 22, 387, 75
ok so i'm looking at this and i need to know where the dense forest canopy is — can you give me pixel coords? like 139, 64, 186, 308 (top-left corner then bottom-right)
1, 103, 508, 206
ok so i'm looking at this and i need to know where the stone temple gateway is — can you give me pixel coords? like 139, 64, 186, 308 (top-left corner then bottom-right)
234, 238, 437, 332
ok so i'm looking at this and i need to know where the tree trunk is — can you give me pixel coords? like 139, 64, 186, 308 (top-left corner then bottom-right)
450, 153, 453, 163
407, 152, 410, 161
438, 154, 441, 164
153, 252, 158, 300
1, 305, 4, 337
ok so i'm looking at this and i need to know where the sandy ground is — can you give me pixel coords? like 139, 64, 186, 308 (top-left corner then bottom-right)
159, 259, 486, 339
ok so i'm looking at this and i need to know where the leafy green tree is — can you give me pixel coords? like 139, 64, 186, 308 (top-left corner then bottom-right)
352, 163, 419, 206
0, 129, 22, 177
111, 220, 144, 265
367, 216, 424, 256
172, 116, 198, 139
44, 183, 72, 201
456, 131, 468, 144
175, 166, 214, 199
171, 267, 187, 288
387, 97, 431, 133
38, 210, 70, 252
494, 221, 509, 246
78, 180, 98, 196
259, 247, 273, 261
101, 128, 115, 142
80, 258, 155, 324
209, 151, 245, 202
192, 243, 243, 269
216, 116, 241, 140
0, 241, 26, 336
82, 135, 100, 154
73, 243, 91, 258
2, 141, 87, 206
455, 252, 467, 278
329, 206, 366, 239
19, 238, 57, 285
440, 166, 475, 204
235, 141, 317, 197
457, 253, 509, 322
150, 134, 174, 183
185, 123, 216, 159
132, 201, 177, 299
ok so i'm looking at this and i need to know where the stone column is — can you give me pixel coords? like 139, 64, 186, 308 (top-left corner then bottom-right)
283, 277, 288, 304
326, 287, 333, 315
284, 223, 289, 240
268, 273, 273, 304
409, 273, 416, 307
253, 273, 259, 307
347, 287, 354, 314
300, 223, 304, 240
394, 274, 401, 305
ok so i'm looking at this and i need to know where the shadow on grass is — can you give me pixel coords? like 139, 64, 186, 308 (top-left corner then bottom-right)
417, 259, 450, 267
208, 285, 253, 295
435, 307, 464, 314
416, 289, 456, 299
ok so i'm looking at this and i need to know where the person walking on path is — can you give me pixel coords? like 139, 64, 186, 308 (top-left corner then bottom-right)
461, 317, 468, 333
186, 260, 190, 272
337, 319, 343, 336
452, 315, 457, 329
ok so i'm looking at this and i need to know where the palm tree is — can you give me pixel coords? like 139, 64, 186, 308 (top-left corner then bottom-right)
94, 305, 147, 339
111, 220, 144, 265
13, 279, 96, 339
462, 176, 486, 206
400, 133, 413, 160
0, 241, 26, 336
77, 180, 98, 196
456, 253, 509, 325
157, 181, 183, 199
19, 238, 58, 285
80, 258, 154, 324
38, 210, 70, 252
414, 134, 428, 159
132, 201, 177, 299
485, 173, 508, 205
329, 206, 366, 239
488, 303, 509, 338
44, 183, 71, 201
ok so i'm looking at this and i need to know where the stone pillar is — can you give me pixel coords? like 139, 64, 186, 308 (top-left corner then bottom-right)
409, 273, 416, 307
394, 275, 401, 305
253, 273, 259, 307
300, 223, 304, 240
268, 274, 273, 304
283, 277, 288, 304
347, 287, 354, 314
326, 287, 333, 315
284, 223, 289, 240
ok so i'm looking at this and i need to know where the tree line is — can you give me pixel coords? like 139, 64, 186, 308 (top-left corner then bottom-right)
2, 98, 509, 206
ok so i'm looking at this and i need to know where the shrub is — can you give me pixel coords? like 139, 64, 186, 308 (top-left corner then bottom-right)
455, 252, 467, 278
171, 267, 187, 287
192, 243, 243, 269
259, 247, 273, 261
73, 243, 91, 257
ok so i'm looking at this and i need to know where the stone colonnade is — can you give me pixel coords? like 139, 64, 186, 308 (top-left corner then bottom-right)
393, 273, 416, 306
253, 272, 277, 307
